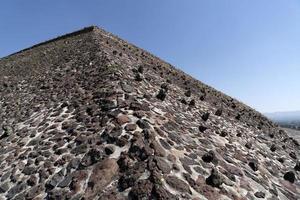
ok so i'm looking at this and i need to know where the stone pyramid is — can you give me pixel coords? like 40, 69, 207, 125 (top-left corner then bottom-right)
0, 26, 299, 200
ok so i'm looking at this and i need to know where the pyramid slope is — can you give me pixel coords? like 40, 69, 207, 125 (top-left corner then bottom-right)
0, 26, 299, 199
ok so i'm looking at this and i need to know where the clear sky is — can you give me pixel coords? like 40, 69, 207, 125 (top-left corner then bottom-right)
1, 0, 299, 113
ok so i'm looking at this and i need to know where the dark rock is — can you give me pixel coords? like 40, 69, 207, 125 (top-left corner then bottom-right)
277, 157, 285, 163
180, 98, 188, 105
249, 160, 258, 171
67, 158, 81, 170
118, 163, 144, 191
26, 185, 44, 199
6, 183, 27, 199
100, 99, 117, 111
294, 161, 300, 171
160, 83, 169, 91
235, 114, 241, 120
205, 168, 224, 188
137, 65, 144, 73
201, 113, 210, 121
199, 125, 207, 133
130, 101, 150, 111
0, 182, 10, 193
71, 144, 88, 155
156, 89, 167, 101
270, 144, 277, 152
290, 152, 297, 159
165, 175, 191, 193
254, 191, 266, 198
202, 150, 217, 163
220, 130, 228, 137
22, 166, 36, 175
58, 174, 73, 188
105, 146, 115, 155
46, 169, 65, 190
136, 119, 150, 129
129, 136, 149, 160
0, 125, 13, 139
159, 138, 171, 150
80, 148, 103, 167
135, 73, 143, 81
189, 99, 196, 106
1, 171, 11, 182
245, 141, 252, 149
185, 90, 191, 97
283, 171, 295, 183
128, 179, 153, 199
27, 175, 38, 186
215, 109, 223, 116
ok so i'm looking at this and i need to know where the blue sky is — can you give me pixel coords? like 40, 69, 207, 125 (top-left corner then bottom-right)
1, 0, 299, 113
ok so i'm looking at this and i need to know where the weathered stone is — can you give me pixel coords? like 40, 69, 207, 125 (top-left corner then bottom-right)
165, 175, 191, 193
150, 140, 166, 157
6, 183, 27, 199
71, 144, 88, 155
58, 174, 73, 188
155, 157, 171, 174
0, 182, 10, 193
84, 159, 119, 199
125, 123, 137, 131
22, 166, 37, 175
254, 191, 266, 198
121, 82, 133, 93
46, 169, 65, 190
117, 114, 130, 125
25, 185, 44, 199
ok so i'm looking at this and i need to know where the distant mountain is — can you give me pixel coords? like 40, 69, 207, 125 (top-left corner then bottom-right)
265, 111, 300, 130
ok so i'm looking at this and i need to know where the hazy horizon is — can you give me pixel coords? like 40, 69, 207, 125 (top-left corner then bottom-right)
1, 0, 300, 113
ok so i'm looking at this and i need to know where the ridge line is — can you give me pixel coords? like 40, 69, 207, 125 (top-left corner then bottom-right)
1, 26, 99, 59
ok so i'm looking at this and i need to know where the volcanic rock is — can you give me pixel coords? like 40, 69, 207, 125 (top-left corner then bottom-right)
0, 26, 299, 199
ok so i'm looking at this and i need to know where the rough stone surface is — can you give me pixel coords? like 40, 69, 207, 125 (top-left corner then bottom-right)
0, 26, 299, 199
